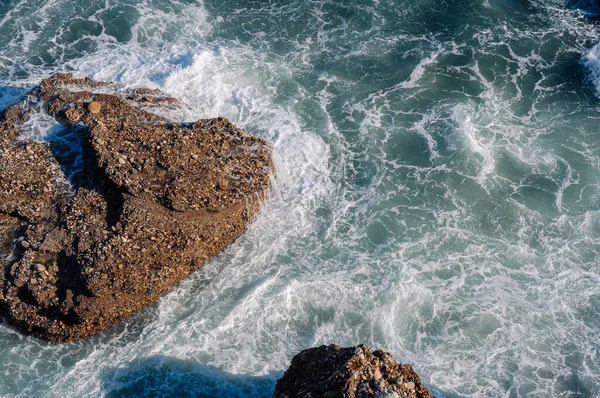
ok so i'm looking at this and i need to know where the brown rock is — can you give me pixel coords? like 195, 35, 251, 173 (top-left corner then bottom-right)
87, 101, 101, 114
32, 263, 46, 272
273, 345, 432, 398
218, 180, 229, 192
374, 368, 383, 380
0, 73, 274, 342
64, 108, 79, 122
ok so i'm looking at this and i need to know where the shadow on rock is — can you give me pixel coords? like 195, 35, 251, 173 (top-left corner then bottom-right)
100, 355, 281, 398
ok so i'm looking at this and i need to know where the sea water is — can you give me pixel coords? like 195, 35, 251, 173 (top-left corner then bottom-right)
1, 0, 600, 396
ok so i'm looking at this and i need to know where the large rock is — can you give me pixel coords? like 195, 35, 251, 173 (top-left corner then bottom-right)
273, 345, 433, 398
0, 73, 273, 342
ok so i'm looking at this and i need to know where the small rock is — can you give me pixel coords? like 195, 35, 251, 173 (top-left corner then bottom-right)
88, 101, 102, 114
273, 345, 432, 398
20, 240, 30, 249
118, 157, 127, 165
373, 368, 383, 380
374, 392, 399, 398
64, 108, 79, 122
32, 264, 46, 272
406, 382, 415, 390
218, 180, 229, 191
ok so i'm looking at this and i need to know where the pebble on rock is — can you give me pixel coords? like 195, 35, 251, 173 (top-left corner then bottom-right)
373, 368, 383, 380
64, 108, 79, 122
33, 264, 46, 272
20, 240, 30, 249
88, 101, 102, 114
218, 180, 229, 191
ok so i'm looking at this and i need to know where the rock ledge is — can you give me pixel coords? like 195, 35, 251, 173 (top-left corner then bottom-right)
0, 73, 273, 342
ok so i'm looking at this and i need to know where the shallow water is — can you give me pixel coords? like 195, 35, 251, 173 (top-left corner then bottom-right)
2, 0, 600, 396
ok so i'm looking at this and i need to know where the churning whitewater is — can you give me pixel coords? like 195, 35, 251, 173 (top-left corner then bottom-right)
1, 0, 600, 396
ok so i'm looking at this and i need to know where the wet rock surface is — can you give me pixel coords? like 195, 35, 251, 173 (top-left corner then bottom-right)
0, 73, 273, 342
273, 345, 433, 398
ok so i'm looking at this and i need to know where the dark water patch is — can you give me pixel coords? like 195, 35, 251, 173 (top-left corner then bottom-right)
567, 0, 600, 18
45, 123, 86, 181
0, 86, 28, 112
101, 355, 280, 398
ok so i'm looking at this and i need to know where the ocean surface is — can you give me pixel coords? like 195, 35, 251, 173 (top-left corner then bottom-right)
1, 0, 600, 396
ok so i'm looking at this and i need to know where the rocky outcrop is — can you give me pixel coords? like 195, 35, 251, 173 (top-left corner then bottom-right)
0, 73, 273, 342
273, 345, 432, 398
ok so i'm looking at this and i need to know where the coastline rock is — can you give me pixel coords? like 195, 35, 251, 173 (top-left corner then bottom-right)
273, 345, 432, 398
0, 73, 274, 342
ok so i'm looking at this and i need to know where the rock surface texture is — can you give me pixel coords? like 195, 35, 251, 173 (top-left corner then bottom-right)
0, 73, 273, 342
273, 345, 433, 398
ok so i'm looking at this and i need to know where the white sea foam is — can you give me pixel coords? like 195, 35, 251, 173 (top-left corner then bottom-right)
3, 0, 600, 397
18, 110, 59, 143
451, 104, 497, 186
399, 48, 442, 89
1, 4, 337, 397
584, 43, 600, 96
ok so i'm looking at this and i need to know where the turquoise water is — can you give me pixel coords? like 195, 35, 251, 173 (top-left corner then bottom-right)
2, 0, 600, 396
